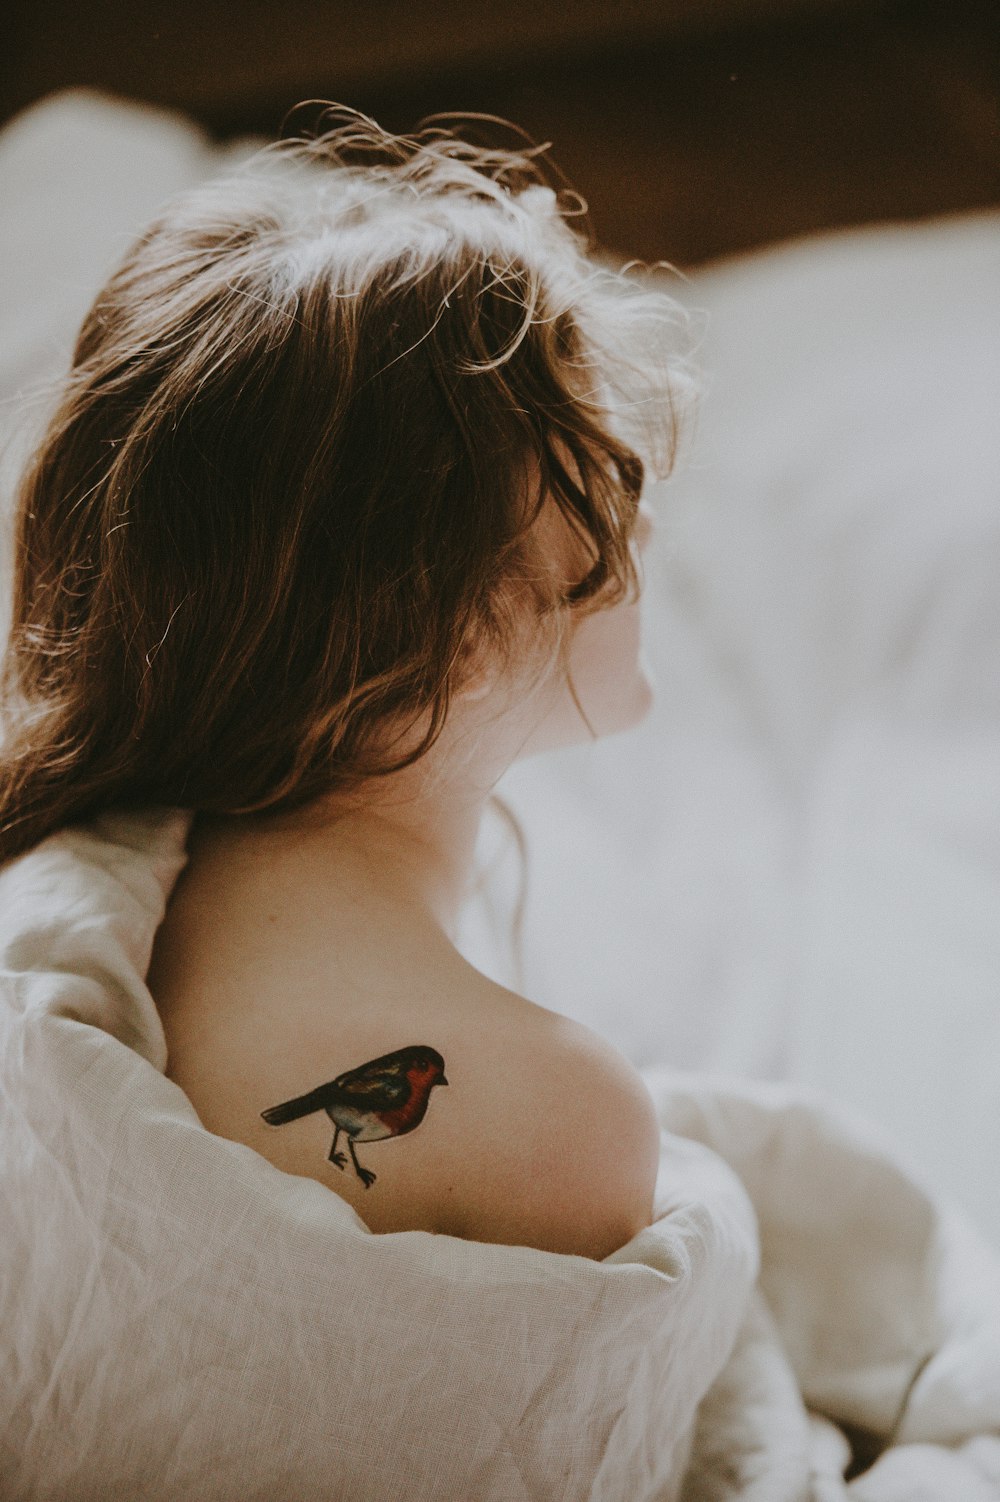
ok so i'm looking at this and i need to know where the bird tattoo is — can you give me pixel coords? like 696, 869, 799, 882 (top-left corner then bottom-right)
260, 1044, 449, 1188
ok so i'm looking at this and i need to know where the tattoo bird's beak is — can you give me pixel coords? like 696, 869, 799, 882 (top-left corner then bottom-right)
439, 1075, 449, 1086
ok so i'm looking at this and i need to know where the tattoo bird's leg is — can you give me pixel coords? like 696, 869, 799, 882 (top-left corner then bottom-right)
348, 1137, 376, 1188
328, 1125, 347, 1170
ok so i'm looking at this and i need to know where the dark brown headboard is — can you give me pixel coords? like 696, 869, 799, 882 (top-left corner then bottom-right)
4, 0, 996, 266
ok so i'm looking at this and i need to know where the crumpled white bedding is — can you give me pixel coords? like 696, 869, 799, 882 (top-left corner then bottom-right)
0, 807, 998, 1499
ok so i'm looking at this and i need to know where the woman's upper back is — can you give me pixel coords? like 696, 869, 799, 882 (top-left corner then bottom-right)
147, 814, 661, 1261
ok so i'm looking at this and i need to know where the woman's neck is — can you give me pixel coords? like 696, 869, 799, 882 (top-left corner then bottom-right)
193, 661, 558, 945
208, 761, 495, 947
302, 793, 489, 942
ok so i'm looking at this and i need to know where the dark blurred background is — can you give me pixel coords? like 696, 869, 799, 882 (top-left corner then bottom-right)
3, 0, 999, 266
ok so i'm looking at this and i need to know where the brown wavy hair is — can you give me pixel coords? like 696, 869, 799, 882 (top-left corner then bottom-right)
0, 107, 694, 864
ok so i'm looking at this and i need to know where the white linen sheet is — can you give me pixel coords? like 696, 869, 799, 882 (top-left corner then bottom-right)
0, 806, 997, 1499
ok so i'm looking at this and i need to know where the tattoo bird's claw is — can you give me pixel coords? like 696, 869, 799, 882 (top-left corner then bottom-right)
329, 1150, 347, 1170
358, 1168, 376, 1188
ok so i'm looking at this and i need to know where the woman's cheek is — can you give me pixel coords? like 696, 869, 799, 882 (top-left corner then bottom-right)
567, 600, 653, 737
511, 597, 654, 762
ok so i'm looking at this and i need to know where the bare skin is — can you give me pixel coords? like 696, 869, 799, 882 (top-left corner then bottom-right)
149, 500, 663, 1260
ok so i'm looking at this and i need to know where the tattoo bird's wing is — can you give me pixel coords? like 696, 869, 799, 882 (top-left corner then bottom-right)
330, 1067, 408, 1107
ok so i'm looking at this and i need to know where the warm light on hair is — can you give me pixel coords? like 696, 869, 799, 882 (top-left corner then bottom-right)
0, 105, 695, 862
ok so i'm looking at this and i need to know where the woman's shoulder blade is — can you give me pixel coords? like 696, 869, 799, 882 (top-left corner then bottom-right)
149, 865, 659, 1259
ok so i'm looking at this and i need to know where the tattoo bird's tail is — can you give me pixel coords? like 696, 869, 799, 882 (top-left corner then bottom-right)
260, 1085, 330, 1126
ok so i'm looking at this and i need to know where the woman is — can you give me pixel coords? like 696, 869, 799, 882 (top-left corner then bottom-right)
0, 107, 693, 1261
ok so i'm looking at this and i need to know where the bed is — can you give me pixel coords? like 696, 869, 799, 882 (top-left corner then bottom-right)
0, 90, 998, 1498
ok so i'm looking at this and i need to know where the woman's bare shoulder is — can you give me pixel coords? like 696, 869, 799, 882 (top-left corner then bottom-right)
149, 853, 660, 1260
